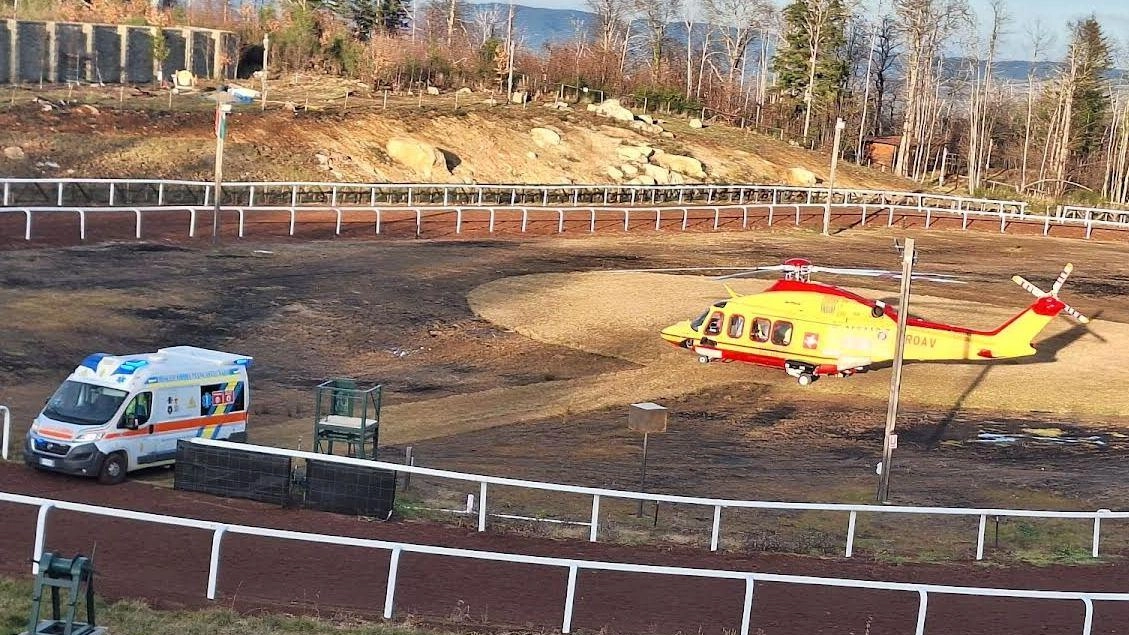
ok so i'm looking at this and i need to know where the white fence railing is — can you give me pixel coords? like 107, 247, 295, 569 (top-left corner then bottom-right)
0, 177, 1029, 215
0, 201, 1108, 242
1059, 204, 1129, 236
2, 489, 1125, 635
192, 439, 1125, 561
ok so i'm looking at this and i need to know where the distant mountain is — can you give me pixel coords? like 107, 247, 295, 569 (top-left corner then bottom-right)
468, 3, 1126, 83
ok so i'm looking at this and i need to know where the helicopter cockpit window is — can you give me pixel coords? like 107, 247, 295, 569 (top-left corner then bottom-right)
771, 320, 793, 346
704, 311, 724, 336
751, 318, 771, 343
727, 315, 745, 338
690, 310, 709, 331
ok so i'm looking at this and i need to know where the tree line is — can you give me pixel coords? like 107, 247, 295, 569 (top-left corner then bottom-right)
35, 0, 1128, 204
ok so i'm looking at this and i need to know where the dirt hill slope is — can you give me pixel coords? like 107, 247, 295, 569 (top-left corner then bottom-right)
0, 84, 919, 189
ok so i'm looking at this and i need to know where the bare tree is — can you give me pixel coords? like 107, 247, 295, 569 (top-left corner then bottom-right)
872, 14, 899, 133
703, 0, 772, 84
1019, 19, 1051, 192
585, 0, 629, 86
966, 0, 1009, 194
892, 0, 971, 177
632, 0, 683, 80
468, 3, 503, 47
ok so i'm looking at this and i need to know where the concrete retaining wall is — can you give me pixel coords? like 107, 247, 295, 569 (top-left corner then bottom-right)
0, 19, 236, 84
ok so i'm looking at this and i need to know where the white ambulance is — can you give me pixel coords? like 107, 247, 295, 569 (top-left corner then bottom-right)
24, 346, 252, 484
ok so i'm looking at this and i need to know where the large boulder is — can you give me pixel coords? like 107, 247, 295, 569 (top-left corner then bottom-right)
530, 127, 562, 148
653, 151, 706, 179
643, 164, 671, 184
593, 98, 637, 122
386, 137, 450, 180
620, 163, 639, 177
785, 167, 819, 186
689, 118, 704, 129
606, 165, 625, 180
627, 174, 658, 186
3, 146, 26, 160
616, 145, 654, 162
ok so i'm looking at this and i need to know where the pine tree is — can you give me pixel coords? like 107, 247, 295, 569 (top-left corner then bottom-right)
350, 0, 409, 39
773, 0, 850, 139
1067, 16, 1112, 157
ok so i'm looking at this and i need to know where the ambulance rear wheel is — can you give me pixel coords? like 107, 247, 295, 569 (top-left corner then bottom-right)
98, 452, 127, 485
698, 355, 710, 364
797, 373, 815, 386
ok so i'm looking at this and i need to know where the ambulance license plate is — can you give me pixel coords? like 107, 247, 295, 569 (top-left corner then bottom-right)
39, 458, 56, 468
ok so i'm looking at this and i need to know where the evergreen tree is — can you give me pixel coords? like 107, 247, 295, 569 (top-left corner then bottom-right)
773, 0, 850, 138
1066, 16, 1112, 156
350, 0, 410, 39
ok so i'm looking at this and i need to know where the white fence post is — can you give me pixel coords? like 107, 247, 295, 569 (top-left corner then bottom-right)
207, 525, 227, 600
915, 589, 928, 635
32, 503, 54, 574
384, 547, 402, 618
589, 495, 600, 542
739, 578, 755, 635
478, 482, 488, 532
562, 565, 579, 634
0, 405, 10, 461
1093, 510, 1109, 557
1082, 597, 1094, 635
976, 514, 987, 561
711, 505, 722, 552
845, 511, 857, 558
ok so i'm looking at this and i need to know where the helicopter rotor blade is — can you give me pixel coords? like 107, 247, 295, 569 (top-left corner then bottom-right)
1012, 275, 1046, 297
810, 266, 966, 284
1051, 263, 1073, 296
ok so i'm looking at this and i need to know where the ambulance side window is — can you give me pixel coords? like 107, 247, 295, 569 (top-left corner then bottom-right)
121, 392, 152, 428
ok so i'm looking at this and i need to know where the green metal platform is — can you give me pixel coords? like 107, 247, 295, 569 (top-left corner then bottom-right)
313, 378, 382, 459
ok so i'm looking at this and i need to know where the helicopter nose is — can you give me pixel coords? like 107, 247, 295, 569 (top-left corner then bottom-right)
661, 320, 697, 347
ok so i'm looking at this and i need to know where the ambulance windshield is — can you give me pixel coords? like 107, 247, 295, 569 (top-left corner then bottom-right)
42, 380, 129, 426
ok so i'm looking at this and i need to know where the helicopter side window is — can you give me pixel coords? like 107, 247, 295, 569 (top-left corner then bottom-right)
751, 318, 771, 343
704, 311, 724, 336
771, 320, 793, 346
727, 315, 745, 338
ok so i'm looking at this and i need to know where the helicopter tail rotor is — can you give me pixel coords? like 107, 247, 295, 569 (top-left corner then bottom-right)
1012, 263, 1089, 324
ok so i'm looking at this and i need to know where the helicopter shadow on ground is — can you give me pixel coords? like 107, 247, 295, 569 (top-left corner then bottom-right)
867, 312, 1104, 447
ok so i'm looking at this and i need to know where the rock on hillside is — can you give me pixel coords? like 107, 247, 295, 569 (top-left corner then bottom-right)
386, 137, 450, 180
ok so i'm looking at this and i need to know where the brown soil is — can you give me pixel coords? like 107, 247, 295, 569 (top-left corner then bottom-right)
3, 228, 1129, 633
0, 83, 921, 190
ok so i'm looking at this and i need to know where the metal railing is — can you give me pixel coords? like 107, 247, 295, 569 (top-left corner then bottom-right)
191, 439, 1125, 561
0, 177, 1029, 215
2, 489, 1125, 635
1059, 204, 1129, 237
0, 200, 1094, 243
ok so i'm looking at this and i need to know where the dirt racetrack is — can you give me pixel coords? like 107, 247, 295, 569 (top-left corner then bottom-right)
0, 204, 1120, 249
3, 461, 1129, 635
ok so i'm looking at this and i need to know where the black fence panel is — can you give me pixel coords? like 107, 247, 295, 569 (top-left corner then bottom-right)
305, 459, 396, 519
173, 440, 292, 506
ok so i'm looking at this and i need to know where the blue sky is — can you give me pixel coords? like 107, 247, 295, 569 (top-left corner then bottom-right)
474, 0, 1128, 61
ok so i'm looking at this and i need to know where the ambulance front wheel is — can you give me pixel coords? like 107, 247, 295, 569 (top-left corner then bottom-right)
797, 373, 816, 386
698, 355, 710, 364
98, 452, 127, 485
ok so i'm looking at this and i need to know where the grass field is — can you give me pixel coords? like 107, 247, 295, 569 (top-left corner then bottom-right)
0, 576, 468, 635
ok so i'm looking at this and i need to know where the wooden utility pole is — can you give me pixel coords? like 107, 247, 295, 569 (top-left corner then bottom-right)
823, 118, 846, 236
260, 34, 270, 112
877, 237, 914, 503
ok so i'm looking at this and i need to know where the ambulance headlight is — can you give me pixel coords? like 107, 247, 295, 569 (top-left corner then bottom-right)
29, 423, 40, 435
74, 430, 104, 442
